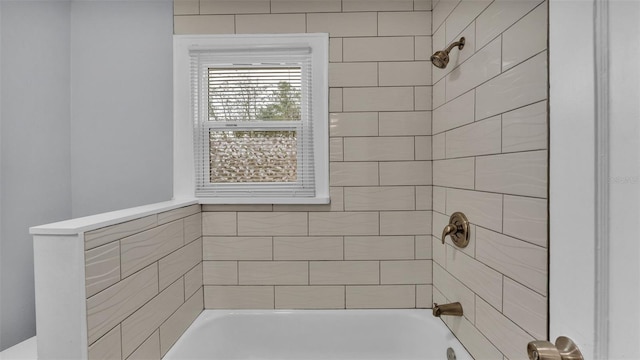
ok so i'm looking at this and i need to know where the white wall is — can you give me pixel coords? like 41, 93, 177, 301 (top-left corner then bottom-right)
0, 0, 173, 351
70, 0, 173, 218
0, 0, 72, 350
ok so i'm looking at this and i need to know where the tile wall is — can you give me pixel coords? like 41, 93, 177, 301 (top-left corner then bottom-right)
430, 0, 548, 359
174, 0, 435, 310
84, 204, 203, 360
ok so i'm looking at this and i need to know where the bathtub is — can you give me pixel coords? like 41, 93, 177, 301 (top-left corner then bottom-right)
164, 309, 473, 360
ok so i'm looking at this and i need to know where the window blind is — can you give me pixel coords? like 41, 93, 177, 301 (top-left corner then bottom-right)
190, 47, 316, 198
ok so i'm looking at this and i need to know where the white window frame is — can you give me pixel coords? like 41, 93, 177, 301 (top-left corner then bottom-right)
173, 34, 329, 204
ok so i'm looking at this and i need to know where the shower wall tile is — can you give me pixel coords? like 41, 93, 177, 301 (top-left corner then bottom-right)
330, 138, 344, 162
87, 264, 159, 344
204, 286, 274, 309
380, 211, 431, 235
329, 38, 343, 62
342, 0, 413, 12
88, 325, 121, 360
502, 100, 548, 153
414, 86, 433, 111
475, 51, 548, 120
85, 241, 120, 297
174, 0, 198, 15
432, 89, 474, 134
416, 285, 433, 308
310, 261, 379, 285
184, 263, 203, 297
415, 236, 432, 259
503, 195, 547, 247
379, 62, 431, 86
174, 15, 235, 34
329, 162, 379, 186
237, 212, 308, 236
236, 14, 306, 34
203, 261, 238, 285
379, 161, 431, 186
475, 150, 548, 198
159, 288, 204, 356
380, 260, 432, 284
158, 238, 202, 290
84, 214, 157, 250
330, 112, 379, 137
272, 0, 341, 14
273, 236, 343, 261
275, 286, 345, 309
433, 79, 446, 109
445, 116, 502, 158
203, 236, 272, 260
445, 37, 501, 101
84, 205, 204, 358
346, 285, 415, 308
344, 236, 415, 260
309, 212, 379, 236
432, 158, 475, 189
378, 12, 431, 36
379, 111, 430, 136
344, 137, 414, 161
445, 188, 503, 232
432, 0, 460, 32
415, 36, 433, 61
445, 0, 491, 44
433, 187, 446, 213
329, 62, 378, 87
433, 263, 475, 322
475, 228, 547, 295
475, 297, 535, 360
121, 278, 184, 358
120, 220, 183, 278
475, 0, 543, 49
432, 133, 445, 160
503, 277, 547, 339
202, 212, 236, 235
415, 186, 432, 210
127, 331, 160, 360
502, 3, 548, 70
199, 0, 269, 14
440, 312, 503, 360
178, 0, 433, 313
415, 136, 432, 161
239, 261, 308, 285
344, 186, 415, 211
307, 12, 377, 37
343, 37, 415, 62
343, 87, 415, 112
446, 247, 503, 310
158, 204, 200, 225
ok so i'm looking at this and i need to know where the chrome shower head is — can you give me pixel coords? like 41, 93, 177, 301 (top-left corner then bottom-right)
431, 37, 465, 69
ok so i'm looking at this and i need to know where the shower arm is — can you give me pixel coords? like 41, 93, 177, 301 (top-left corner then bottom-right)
444, 38, 465, 53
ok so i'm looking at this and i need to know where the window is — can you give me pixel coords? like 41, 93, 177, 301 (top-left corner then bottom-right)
174, 34, 329, 204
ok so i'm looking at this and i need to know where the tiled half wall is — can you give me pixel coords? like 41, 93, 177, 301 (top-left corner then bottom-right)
431, 0, 549, 359
175, 0, 436, 311
84, 204, 203, 360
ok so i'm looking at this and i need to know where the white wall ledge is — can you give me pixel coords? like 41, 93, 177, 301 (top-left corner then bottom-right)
29, 198, 198, 236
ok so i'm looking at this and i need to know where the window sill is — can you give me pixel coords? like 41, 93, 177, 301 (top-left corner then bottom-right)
196, 196, 330, 205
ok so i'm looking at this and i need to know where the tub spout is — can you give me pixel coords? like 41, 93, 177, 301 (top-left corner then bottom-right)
432, 302, 463, 317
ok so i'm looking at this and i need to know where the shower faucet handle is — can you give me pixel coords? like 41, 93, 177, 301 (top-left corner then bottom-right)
441, 212, 470, 248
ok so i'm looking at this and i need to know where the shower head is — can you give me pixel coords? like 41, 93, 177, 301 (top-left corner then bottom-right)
431, 37, 465, 69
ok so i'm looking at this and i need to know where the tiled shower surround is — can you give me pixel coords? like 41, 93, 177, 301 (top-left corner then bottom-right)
175, 0, 437, 311
172, 1, 549, 359
430, 0, 548, 359
84, 204, 203, 359
37, 1, 548, 359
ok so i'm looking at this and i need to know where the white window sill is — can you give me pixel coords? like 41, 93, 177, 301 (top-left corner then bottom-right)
196, 196, 330, 205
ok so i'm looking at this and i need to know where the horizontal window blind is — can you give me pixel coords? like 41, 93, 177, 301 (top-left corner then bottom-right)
190, 47, 315, 198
